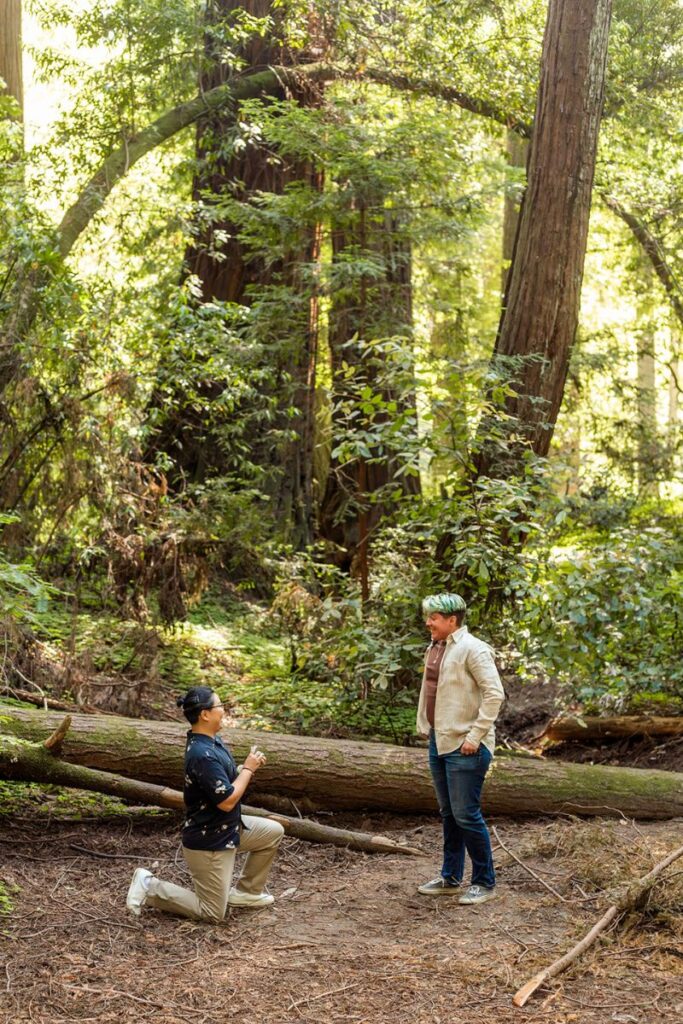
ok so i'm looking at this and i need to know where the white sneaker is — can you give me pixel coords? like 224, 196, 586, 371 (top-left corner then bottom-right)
126, 867, 152, 916
228, 887, 275, 909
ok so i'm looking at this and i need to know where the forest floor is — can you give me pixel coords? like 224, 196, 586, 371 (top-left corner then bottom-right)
2, 590, 681, 1022
0, 807, 681, 1024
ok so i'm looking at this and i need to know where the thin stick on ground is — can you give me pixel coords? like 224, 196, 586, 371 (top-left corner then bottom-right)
512, 842, 683, 1007
492, 826, 567, 902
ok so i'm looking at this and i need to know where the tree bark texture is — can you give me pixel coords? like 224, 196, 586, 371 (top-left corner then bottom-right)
183, 1, 322, 304
543, 715, 683, 743
477, 0, 613, 474
501, 130, 528, 296
0, 729, 424, 855
0, 0, 23, 117
2, 707, 682, 820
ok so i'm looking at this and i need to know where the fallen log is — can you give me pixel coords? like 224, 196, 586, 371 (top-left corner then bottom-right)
2, 706, 683, 819
0, 718, 424, 856
541, 714, 683, 743
512, 841, 683, 1006
0, 723, 185, 810
239, 806, 425, 856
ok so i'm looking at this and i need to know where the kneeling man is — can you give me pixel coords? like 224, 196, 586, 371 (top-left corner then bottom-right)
416, 593, 504, 905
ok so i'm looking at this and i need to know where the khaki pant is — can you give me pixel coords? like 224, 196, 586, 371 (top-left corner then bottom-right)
145, 814, 284, 923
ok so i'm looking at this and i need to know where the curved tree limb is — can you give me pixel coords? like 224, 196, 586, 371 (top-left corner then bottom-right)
601, 192, 683, 330
57, 65, 323, 260
5, 48, 675, 438
0, 61, 525, 393
56, 63, 528, 262
360, 67, 531, 137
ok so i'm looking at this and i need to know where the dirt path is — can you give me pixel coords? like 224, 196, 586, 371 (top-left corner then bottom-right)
1, 813, 681, 1024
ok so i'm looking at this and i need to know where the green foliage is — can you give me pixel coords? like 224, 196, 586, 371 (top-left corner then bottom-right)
0, 877, 17, 919
515, 518, 683, 706
0, 778, 167, 819
0, 0, 681, 743
0, 516, 55, 625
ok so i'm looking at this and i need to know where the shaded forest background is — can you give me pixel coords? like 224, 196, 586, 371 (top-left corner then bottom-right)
0, 0, 681, 744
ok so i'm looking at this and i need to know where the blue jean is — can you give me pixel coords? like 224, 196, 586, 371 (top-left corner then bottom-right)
428, 731, 495, 889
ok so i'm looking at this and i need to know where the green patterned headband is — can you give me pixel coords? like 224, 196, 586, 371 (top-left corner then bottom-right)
422, 593, 467, 616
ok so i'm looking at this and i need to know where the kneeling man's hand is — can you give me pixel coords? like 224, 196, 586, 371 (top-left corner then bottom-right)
460, 740, 479, 755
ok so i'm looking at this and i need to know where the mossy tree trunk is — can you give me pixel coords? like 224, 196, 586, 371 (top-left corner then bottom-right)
2, 707, 681, 820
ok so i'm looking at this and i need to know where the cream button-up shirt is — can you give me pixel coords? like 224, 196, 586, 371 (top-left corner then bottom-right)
416, 626, 505, 755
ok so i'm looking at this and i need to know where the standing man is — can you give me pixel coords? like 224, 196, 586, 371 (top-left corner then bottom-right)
416, 593, 504, 905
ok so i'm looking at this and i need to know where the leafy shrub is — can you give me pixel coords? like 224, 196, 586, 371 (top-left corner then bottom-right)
513, 521, 683, 707
0, 516, 55, 628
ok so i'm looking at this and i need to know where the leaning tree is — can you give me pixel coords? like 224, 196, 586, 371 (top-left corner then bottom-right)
475, 0, 613, 477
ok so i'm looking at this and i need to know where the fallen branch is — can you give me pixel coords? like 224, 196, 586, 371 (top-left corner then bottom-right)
541, 714, 683, 744
44, 714, 72, 752
492, 826, 567, 902
0, 718, 424, 856
2, 686, 119, 716
241, 805, 425, 857
3, 688, 75, 712
512, 842, 683, 1006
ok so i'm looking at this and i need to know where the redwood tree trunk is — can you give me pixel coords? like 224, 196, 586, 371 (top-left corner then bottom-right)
0, 0, 23, 118
320, 196, 420, 570
476, 0, 613, 476
3, 707, 682, 820
147, 1, 324, 546
0, 0, 24, 395
501, 130, 528, 296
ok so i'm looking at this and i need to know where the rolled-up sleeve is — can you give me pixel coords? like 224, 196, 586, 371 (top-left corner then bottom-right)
464, 646, 505, 747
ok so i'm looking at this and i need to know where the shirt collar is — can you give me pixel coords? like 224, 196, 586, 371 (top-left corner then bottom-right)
186, 730, 224, 746
446, 625, 468, 646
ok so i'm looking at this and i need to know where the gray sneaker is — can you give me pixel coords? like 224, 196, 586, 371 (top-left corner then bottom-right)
417, 876, 461, 896
458, 884, 496, 905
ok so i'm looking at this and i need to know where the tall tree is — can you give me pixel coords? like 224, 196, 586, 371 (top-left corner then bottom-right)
501, 130, 527, 297
634, 263, 659, 495
146, 1, 325, 546
0, 0, 23, 119
320, 191, 420, 584
476, 0, 613, 477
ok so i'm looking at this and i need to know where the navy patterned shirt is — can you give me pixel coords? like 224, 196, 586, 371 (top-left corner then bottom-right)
182, 731, 242, 851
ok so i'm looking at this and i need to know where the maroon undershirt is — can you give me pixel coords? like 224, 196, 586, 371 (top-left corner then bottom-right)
424, 640, 447, 728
